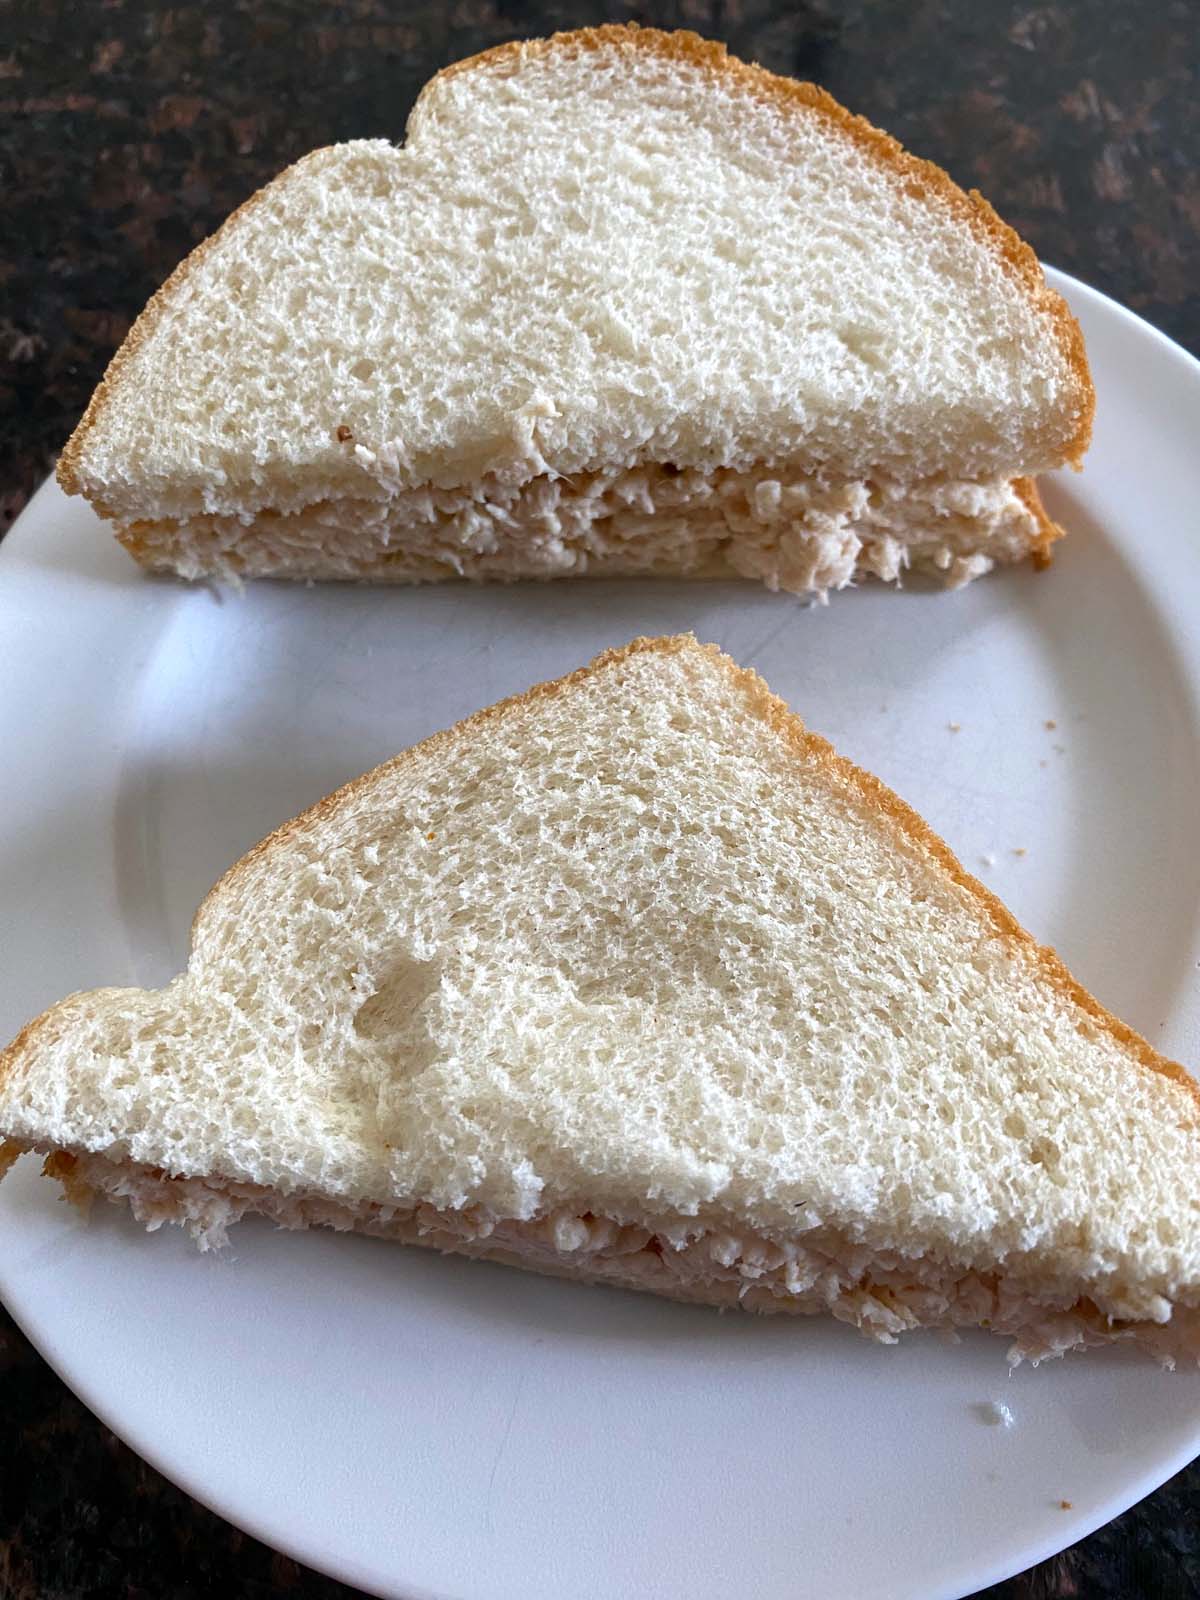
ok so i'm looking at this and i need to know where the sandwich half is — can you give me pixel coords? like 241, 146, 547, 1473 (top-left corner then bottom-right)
2, 636, 1197, 1365
58, 26, 1092, 599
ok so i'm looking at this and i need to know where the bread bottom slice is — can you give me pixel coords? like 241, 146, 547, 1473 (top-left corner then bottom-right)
17, 1142, 1196, 1367
116, 463, 1058, 595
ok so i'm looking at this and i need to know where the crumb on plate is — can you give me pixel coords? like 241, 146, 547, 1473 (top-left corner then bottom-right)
979, 1400, 1015, 1428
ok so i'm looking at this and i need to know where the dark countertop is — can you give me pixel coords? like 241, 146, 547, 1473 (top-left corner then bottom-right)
2, 2, 1198, 1596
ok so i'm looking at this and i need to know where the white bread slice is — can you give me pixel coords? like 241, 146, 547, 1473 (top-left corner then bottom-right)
58, 26, 1091, 598
2, 635, 1197, 1365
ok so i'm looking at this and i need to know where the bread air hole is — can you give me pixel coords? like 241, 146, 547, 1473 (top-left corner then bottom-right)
352, 951, 441, 1069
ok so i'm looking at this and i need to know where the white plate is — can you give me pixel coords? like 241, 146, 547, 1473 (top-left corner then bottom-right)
3, 271, 1200, 1600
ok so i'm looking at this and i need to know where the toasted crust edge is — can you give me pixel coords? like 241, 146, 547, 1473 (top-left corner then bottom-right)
58, 23, 1093, 505
0, 993, 99, 1111
56, 159, 301, 502
1014, 475, 1064, 567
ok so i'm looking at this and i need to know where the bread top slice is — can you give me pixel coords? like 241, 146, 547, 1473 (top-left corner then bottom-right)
60, 25, 1092, 525
1, 636, 1196, 1325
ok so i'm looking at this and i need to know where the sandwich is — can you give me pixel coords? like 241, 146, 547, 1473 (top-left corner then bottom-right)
2, 635, 1196, 1365
57, 26, 1092, 599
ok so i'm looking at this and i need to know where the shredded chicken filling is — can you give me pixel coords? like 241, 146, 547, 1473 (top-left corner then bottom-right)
17, 1144, 1196, 1368
119, 462, 1050, 595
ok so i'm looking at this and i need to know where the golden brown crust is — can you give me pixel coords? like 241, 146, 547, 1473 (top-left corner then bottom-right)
0, 1010, 52, 1101
704, 638, 1197, 1103
61, 24, 1092, 506
421, 25, 1093, 468
190, 633, 1195, 1113
56, 161, 308, 503
0, 994, 89, 1110
1013, 475, 1064, 567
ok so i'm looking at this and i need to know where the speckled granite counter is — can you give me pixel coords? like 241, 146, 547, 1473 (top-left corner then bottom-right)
2, 3, 1198, 1596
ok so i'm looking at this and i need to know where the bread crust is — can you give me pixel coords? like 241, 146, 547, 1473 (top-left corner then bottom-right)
0, 995, 91, 1108
1013, 475, 1063, 567
58, 24, 1093, 506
